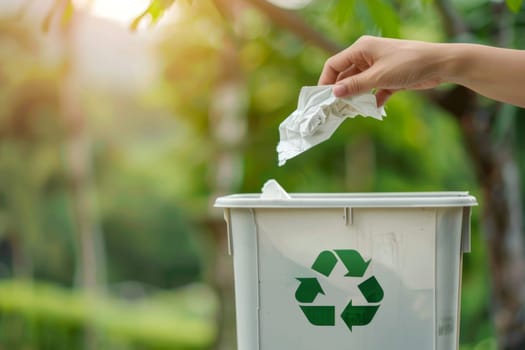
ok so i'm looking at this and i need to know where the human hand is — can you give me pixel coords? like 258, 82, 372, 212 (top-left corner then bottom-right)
319, 36, 446, 106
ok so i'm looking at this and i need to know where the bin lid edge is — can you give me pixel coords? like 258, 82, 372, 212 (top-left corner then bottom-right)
214, 192, 478, 208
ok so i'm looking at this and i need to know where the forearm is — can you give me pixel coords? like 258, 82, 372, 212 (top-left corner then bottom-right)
442, 43, 525, 108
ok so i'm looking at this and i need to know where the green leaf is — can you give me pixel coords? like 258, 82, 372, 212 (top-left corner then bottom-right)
130, 9, 148, 31
130, 0, 177, 31
506, 0, 523, 13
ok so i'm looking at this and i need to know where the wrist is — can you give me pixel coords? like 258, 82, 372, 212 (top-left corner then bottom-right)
439, 43, 474, 86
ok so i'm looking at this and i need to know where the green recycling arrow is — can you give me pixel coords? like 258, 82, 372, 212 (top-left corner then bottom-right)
300, 306, 335, 326
341, 301, 379, 331
295, 278, 325, 303
311, 250, 338, 277
335, 249, 371, 277
295, 249, 383, 332
358, 276, 384, 303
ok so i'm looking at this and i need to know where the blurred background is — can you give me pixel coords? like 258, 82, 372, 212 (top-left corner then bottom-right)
0, 0, 524, 349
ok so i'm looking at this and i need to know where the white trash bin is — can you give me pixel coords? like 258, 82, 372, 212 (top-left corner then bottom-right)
215, 191, 477, 350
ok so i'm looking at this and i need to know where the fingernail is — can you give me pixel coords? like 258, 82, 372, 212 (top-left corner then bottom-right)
333, 84, 347, 97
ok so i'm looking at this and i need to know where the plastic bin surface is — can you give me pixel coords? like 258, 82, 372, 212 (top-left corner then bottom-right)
215, 192, 477, 350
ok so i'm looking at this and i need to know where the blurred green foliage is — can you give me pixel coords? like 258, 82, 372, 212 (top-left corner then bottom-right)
0, 280, 216, 349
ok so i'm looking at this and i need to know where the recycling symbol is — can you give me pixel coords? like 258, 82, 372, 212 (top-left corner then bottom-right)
294, 249, 384, 331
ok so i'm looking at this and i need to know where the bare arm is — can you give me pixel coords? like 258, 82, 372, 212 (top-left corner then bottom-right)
445, 43, 525, 107
319, 36, 525, 108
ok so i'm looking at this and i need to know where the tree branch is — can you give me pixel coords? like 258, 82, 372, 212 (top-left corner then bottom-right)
241, 0, 343, 54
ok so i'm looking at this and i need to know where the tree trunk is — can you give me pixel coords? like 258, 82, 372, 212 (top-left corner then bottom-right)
54, 4, 106, 295
54, 4, 106, 349
461, 106, 525, 350
434, 0, 525, 346
436, 85, 525, 349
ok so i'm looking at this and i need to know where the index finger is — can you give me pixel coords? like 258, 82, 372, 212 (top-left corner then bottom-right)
318, 47, 355, 85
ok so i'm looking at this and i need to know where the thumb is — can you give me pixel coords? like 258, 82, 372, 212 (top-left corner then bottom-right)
333, 69, 377, 98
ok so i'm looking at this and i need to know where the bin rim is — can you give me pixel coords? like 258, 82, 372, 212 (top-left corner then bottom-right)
214, 191, 477, 208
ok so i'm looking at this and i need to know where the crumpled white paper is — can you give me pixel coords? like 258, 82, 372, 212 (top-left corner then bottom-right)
277, 85, 386, 166
260, 179, 291, 199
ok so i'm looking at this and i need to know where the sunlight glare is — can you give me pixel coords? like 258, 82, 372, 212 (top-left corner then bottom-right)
90, 0, 151, 24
